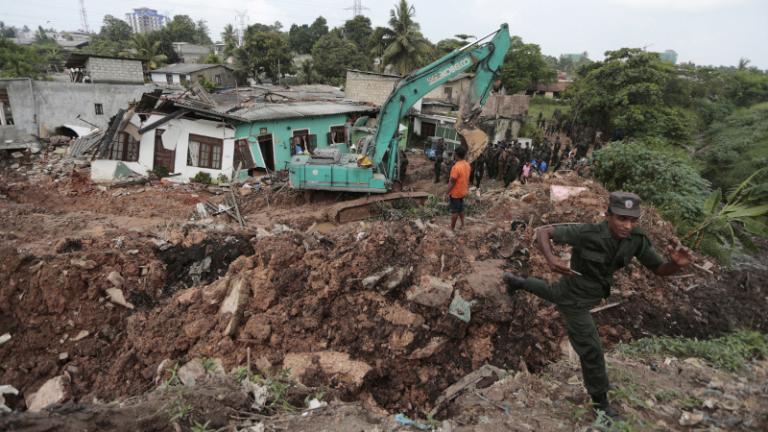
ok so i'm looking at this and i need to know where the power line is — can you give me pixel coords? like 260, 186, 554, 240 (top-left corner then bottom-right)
344, 0, 369, 19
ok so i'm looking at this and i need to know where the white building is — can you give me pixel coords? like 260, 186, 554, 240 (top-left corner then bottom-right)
126, 8, 165, 34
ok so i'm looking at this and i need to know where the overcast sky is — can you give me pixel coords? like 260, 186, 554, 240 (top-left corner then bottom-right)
4, 0, 767, 68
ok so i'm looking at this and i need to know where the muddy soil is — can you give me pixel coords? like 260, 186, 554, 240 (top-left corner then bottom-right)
1, 150, 767, 426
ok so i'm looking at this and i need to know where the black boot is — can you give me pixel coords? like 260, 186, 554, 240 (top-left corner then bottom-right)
502, 273, 525, 295
591, 393, 619, 419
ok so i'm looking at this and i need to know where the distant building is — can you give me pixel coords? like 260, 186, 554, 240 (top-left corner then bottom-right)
126, 8, 165, 34
64, 53, 145, 84
150, 64, 236, 88
344, 69, 401, 106
172, 42, 213, 63
659, 50, 678, 64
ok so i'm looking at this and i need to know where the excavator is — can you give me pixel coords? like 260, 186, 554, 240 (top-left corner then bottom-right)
287, 23, 510, 221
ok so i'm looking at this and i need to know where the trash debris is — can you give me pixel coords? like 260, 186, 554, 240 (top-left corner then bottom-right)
394, 413, 431, 430
448, 291, 476, 323
679, 410, 706, 426
406, 275, 454, 307
105, 288, 135, 309
0, 334, 10, 346
0, 385, 19, 413
241, 380, 269, 410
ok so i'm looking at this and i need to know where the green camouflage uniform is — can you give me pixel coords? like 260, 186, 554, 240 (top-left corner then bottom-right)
522, 221, 664, 396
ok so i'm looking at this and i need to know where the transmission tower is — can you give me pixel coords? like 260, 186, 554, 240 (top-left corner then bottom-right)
345, 0, 369, 18
79, 0, 90, 33
235, 10, 248, 46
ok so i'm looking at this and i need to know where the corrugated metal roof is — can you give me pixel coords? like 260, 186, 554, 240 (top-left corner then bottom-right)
231, 101, 377, 121
151, 63, 232, 74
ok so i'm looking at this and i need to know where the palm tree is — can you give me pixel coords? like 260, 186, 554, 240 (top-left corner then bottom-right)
129, 33, 167, 70
299, 59, 316, 84
221, 24, 238, 58
380, 0, 432, 75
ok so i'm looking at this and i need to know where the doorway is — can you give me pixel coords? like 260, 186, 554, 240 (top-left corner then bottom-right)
153, 129, 176, 172
257, 134, 275, 171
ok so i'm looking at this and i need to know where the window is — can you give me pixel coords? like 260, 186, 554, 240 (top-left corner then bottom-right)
214, 74, 222, 86
180, 74, 188, 86
109, 132, 140, 162
166, 74, 173, 85
444, 86, 453, 100
233, 139, 255, 169
292, 129, 317, 154
0, 88, 13, 126
187, 134, 223, 169
94, 103, 103, 115
329, 125, 346, 144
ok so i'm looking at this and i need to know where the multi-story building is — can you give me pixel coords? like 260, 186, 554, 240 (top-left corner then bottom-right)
125, 8, 165, 34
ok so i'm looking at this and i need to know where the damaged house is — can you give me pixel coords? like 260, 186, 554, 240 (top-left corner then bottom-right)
90, 86, 377, 183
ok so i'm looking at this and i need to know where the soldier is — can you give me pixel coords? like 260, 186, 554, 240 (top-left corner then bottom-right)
471, 150, 486, 188
398, 149, 409, 184
502, 192, 693, 418
503, 152, 520, 188
487, 143, 500, 179
434, 138, 446, 183
496, 144, 510, 183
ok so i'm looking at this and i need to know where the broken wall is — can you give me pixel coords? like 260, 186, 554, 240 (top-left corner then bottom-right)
344, 70, 400, 106
0, 79, 155, 137
134, 115, 237, 182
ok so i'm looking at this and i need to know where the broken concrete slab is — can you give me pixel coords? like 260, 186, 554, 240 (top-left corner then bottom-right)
0, 333, 10, 346
429, 364, 508, 417
106, 271, 124, 288
71, 258, 98, 270
177, 359, 206, 386
550, 185, 587, 202
406, 276, 454, 307
105, 288, 134, 309
25, 375, 69, 412
283, 351, 371, 388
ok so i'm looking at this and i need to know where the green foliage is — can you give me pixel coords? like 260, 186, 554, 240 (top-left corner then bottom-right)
569, 48, 693, 144
0, 22, 17, 38
201, 357, 217, 373
699, 103, 768, 192
165, 363, 182, 386
343, 15, 373, 52
191, 172, 213, 185
592, 141, 709, 226
216, 173, 229, 184
166, 398, 193, 423
165, 15, 211, 45
297, 59, 319, 85
311, 32, 368, 86
499, 36, 556, 94
221, 24, 238, 58
191, 421, 212, 432
99, 16, 132, 42
128, 33, 168, 70
236, 29, 293, 83
684, 167, 768, 260
0, 38, 46, 78
152, 166, 170, 178
203, 52, 220, 64
618, 330, 768, 372
528, 96, 571, 120
250, 370, 297, 413
232, 366, 249, 382
380, 0, 433, 75
195, 75, 216, 91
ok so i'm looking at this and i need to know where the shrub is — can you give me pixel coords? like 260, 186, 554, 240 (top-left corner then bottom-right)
191, 172, 212, 184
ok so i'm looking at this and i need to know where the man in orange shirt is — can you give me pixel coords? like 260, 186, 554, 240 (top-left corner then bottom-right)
445, 146, 471, 230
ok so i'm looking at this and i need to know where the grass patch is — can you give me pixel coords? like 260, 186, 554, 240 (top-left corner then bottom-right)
528, 96, 571, 120
166, 397, 193, 423
618, 330, 768, 372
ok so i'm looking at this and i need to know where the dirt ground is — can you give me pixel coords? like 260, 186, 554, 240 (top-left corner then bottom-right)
1, 147, 767, 430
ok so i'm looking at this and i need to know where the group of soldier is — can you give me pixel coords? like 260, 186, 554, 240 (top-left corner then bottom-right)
433, 134, 592, 188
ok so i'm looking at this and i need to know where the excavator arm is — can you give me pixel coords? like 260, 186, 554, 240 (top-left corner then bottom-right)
367, 24, 510, 181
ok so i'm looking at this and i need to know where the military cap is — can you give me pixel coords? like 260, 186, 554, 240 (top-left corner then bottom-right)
609, 191, 642, 217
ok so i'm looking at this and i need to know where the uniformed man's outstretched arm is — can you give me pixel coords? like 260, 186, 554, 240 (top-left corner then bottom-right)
652, 239, 694, 276
536, 225, 578, 275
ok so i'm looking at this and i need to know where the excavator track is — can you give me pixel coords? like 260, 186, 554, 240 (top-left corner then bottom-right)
325, 191, 431, 223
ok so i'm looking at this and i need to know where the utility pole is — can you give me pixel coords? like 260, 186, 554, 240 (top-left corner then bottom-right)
235, 10, 248, 46
79, 0, 90, 33
344, 0, 368, 19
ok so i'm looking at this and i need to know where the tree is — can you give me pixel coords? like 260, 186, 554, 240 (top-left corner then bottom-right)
289, 24, 313, 54
311, 32, 368, 85
380, 0, 432, 75
221, 24, 238, 57
236, 30, 293, 83
297, 59, 318, 84
435, 38, 464, 56
195, 20, 212, 45
164, 15, 211, 45
0, 38, 46, 78
129, 33, 168, 70
498, 35, 556, 94
309, 17, 329, 41
567, 48, 691, 143
343, 15, 372, 52
99, 15, 132, 42
204, 52, 221, 64
0, 22, 17, 38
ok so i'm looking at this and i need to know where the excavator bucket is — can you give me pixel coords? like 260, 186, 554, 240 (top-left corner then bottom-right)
454, 113, 488, 162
